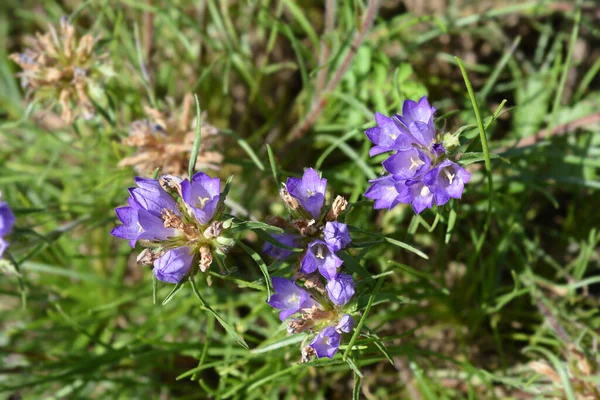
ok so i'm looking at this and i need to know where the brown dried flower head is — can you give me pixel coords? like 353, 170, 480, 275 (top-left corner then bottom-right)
10, 17, 111, 123
119, 94, 222, 176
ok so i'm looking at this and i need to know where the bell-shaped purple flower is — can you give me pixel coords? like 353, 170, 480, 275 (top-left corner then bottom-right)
326, 273, 355, 306
153, 246, 194, 283
336, 314, 354, 333
310, 326, 341, 359
364, 175, 411, 210
382, 148, 431, 180
111, 178, 179, 247
405, 179, 434, 214
286, 168, 327, 219
181, 172, 221, 225
323, 222, 351, 252
301, 240, 343, 280
0, 202, 15, 258
365, 112, 414, 156
263, 233, 300, 260
267, 277, 315, 321
423, 160, 471, 207
395, 96, 436, 148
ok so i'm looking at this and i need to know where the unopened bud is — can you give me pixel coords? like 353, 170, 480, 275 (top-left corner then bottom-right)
325, 195, 348, 221
442, 132, 460, 150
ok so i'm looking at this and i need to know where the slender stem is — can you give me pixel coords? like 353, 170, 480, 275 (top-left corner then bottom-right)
287, 0, 380, 141
343, 276, 384, 361
315, 0, 337, 96
548, 0, 582, 139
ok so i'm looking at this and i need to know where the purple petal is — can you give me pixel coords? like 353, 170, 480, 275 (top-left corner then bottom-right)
267, 277, 314, 321
286, 168, 327, 219
323, 222, 351, 252
326, 273, 355, 306
364, 175, 402, 210
263, 233, 300, 260
0, 237, 8, 259
0, 202, 16, 237
336, 314, 354, 333
382, 149, 431, 180
181, 172, 221, 224
153, 246, 194, 284
409, 181, 434, 214
310, 326, 341, 359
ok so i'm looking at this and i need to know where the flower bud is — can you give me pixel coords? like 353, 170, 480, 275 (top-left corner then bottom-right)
442, 132, 460, 150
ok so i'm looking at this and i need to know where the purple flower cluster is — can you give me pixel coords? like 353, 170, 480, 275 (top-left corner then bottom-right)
111, 172, 234, 284
0, 202, 16, 259
364, 97, 471, 214
263, 168, 357, 360
267, 277, 354, 359
264, 169, 352, 280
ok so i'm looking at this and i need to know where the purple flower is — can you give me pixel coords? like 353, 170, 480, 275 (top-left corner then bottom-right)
0, 202, 15, 258
267, 277, 315, 321
336, 314, 354, 333
365, 113, 414, 156
310, 326, 341, 358
263, 233, 300, 260
111, 178, 179, 247
181, 172, 221, 224
153, 246, 194, 283
423, 160, 471, 207
382, 148, 431, 180
326, 273, 355, 306
394, 96, 436, 148
364, 175, 411, 210
406, 179, 434, 214
300, 240, 343, 280
286, 168, 327, 219
323, 222, 351, 252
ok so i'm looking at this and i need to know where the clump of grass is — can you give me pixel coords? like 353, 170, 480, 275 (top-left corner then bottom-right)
1, 1, 599, 398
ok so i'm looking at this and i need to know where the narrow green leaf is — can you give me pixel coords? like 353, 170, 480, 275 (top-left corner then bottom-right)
188, 94, 202, 178
162, 280, 186, 305
237, 241, 272, 299
189, 278, 249, 349
343, 277, 385, 361
266, 144, 280, 187
220, 129, 265, 171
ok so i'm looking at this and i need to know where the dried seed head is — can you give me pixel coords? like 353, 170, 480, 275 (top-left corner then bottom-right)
199, 246, 213, 272
325, 195, 348, 221
529, 361, 561, 384
119, 94, 222, 176
280, 188, 300, 212
159, 175, 184, 197
10, 19, 110, 123
137, 248, 161, 266
301, 346, 316, 363
301, 305, 332, 321
303, 274, 326, 294
162, 209, 185, 230
204, 221, 224, 239
292, 218, 317, 237
287, 318, 312, 334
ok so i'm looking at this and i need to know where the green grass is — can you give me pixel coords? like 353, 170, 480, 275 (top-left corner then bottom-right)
1, 0, 599, 398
